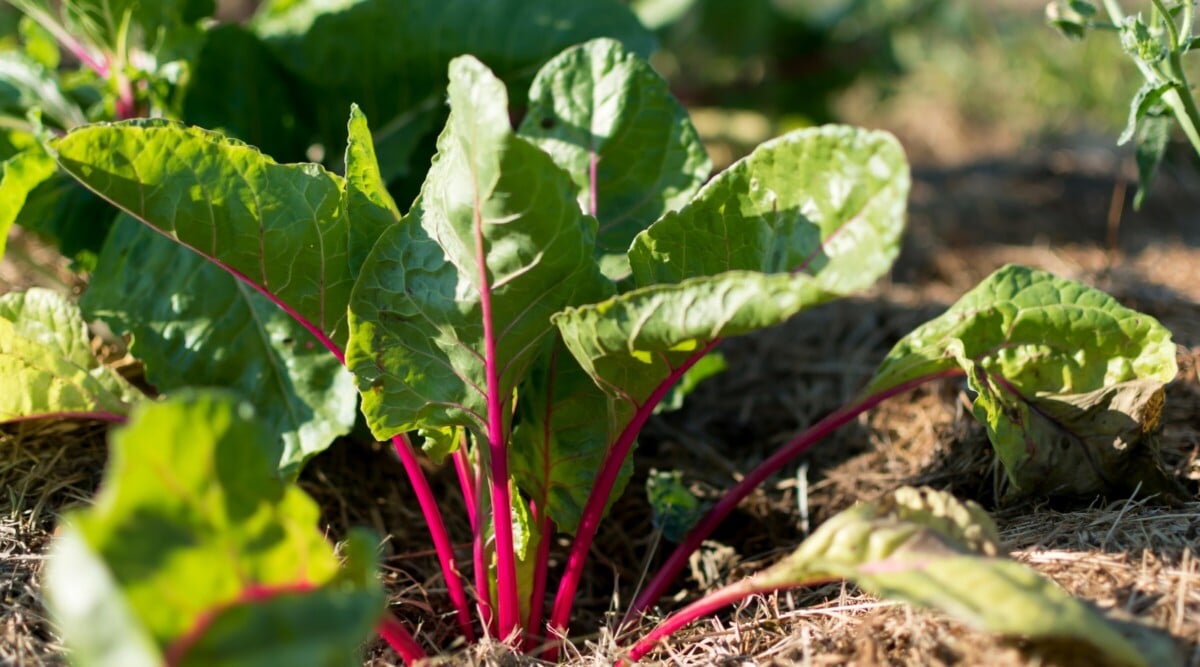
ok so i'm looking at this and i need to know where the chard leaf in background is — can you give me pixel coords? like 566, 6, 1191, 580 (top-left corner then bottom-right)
863, 264, 1179, 498
0, 288, 141, 422
0, 142, 56, 261
517, 38, 710, 282
0, 51, 87, 130
52, 119, 362, 353
43, 393, 384, 667
554, 126, 909, 433
182, 24, 313, 161
252, 0, 656, 184
82, 216, 357, 476
345, 56, 610, 442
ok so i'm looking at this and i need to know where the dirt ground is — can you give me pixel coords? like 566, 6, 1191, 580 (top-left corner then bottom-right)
3, 99, 1200, 667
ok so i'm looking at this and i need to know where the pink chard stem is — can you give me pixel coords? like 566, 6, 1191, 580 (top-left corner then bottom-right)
626, 368, 966, 619
524, 507, 554, 652
390, 435, 475, 642
473, 205, 522, 642
548, 340, 722, 642
453, 445, 478, 532
378, 611, 430, 665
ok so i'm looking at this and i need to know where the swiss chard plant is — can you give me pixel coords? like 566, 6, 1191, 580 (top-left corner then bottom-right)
0, 7, 1184, 665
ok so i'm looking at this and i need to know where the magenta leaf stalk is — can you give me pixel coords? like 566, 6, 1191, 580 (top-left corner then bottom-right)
626, 368, 966, 619
453, 445, 478, 532
378, 611, 430, 666
548, 340, 721, 640
524, 508, 554, 652
473, 198, 521, 641
391, 435, 476, 642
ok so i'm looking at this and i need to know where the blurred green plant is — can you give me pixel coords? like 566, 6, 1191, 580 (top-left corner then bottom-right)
1048, 0, 1200, 206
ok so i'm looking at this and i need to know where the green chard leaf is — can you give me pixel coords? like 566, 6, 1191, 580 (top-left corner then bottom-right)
51, 117, 380, 352
0, 288, 141, 422
345, 56, 611, 443
0, 51, 88, 130
510, 339, 631, 533
0, 143, 56, 262
82, 216, 357, 476
253, 0, 655, 183
43, 392, 384, 667
749, 487, 1179, 667
555, 126, 909, 431
517, 38, 710, 282
646, 469, 704, 543
865, 265, 1178, 498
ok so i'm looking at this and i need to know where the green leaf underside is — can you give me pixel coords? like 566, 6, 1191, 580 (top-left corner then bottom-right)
510, 341, 632, 533
52, 120, 356, 349
43, 393, 383, 667
346, 56, 610, 442
254, 0, 655, 182
864, 265, 1177, 496
518, 38, 710, 281
755, 487, 1177, 667
0, 288, 140, 421
82, 216, 356, 476
628, 124, 909, 292
0, 145, 57, 262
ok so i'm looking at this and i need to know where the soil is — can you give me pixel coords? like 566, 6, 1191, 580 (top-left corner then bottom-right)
3, 130, 1200, 667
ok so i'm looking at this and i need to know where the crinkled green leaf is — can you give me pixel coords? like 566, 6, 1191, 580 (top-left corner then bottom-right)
646, 469, 704, 543
253, 0, 655, 183
0, 143, 56, 261
1118, 81, 1172, 145
628, 125, 909, 291
864, 265, 1177, 497
0, 288, 140, 421
518, 38, 710, 282
82, 216, 357, 476
753, 487, 1178, 667
43, 392, 384, 667
555, 271, 851, 433
52, 119, 360, 349
182, 24, 313, 161
510, 341, 631, 533
346, 56, 610, 441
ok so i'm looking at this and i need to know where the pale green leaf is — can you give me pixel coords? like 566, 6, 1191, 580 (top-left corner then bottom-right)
346, 56, 610, 441
0, 144, 57, 262
342, 104, 400, 276
518, 38, 710, 281
628, 125, 909, 292
82, 217, 357, 476
754, 487, 1177, 667
0, 288, 140, 421
52, 120, 357, 349
863, 265, 1178, 497
43, 392, 384, 667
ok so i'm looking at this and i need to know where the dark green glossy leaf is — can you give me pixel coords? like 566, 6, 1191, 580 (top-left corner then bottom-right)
183, 24, 313, 161
346, 56, 610, 441
82, 216, 357, 476
43, 392, 384, 667
0, 288, 140, 421
14, 172, 115, 271
254, 0, 655, 183
518, 38, 709, 281
865, 265, 1178, 497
